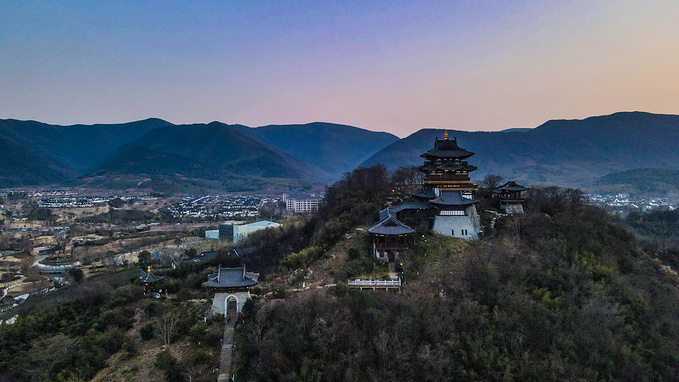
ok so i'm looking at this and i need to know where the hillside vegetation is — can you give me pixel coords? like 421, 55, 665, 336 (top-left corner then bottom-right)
0, 137, 74, 186
233, 184, 679, 381
592, 168, 679, 195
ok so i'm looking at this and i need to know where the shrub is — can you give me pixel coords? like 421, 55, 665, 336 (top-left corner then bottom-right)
140, 323, 155, 341
155, 350, 183, 382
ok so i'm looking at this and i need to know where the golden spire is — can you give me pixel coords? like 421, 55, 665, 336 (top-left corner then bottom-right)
147, 265, 151, 273
444, 130, 449, 140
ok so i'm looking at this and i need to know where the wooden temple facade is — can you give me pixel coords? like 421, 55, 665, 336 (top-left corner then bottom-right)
494, 181, 529, 214
368, 213, 414, 262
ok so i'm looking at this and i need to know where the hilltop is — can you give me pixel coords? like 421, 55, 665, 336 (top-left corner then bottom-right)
228, 169, 679, 381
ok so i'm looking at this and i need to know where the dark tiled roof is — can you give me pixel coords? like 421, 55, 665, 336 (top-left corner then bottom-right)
494, 181, 529, 193
140, 268, 164, 284
182, 251, 218, 263
430, 190, 478, 206
412, 185, 437, 199
203, 265, 259, 288
369, 214, 415, 235
232, 246, 255, 257
421, 137, 474, 159
436, 162, 477, 172
379, 201, 430, 220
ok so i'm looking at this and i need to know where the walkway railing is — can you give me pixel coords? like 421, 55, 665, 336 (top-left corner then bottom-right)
348, 279, 401, 288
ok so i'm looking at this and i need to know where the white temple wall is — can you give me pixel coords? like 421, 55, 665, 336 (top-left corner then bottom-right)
210, 291, 251, 316
432, 206, 479, 239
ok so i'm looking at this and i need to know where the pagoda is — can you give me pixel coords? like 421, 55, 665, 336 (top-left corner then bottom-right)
416, 130, 478, 196
413, 131, 481, 238
370, 131, 482, 248
203, 265, 259, 318
139, 266, 164, 294
494, 181, 529, 214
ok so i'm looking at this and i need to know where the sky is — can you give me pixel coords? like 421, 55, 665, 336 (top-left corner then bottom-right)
1, 1, 678, 137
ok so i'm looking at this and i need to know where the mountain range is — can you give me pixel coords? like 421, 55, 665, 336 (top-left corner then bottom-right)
1, 111, 679, 193
0, 118, 398, 192
361, 111, 679, 189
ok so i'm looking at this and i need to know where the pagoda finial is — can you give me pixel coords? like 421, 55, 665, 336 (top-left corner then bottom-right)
444, 130, 449, 140
147, 265, 151, 274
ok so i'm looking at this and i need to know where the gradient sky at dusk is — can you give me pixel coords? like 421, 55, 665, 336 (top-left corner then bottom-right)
1, 1, 678, 136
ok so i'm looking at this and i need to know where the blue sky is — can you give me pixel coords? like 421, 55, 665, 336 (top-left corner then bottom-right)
1, 1, 678, 136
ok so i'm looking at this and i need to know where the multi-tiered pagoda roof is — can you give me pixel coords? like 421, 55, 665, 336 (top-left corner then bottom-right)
421, 135, 475, 159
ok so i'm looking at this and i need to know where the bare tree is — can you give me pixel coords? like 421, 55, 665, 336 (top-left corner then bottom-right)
481, 174, 504, 190
27, 334, 77, 381
155, 310, 182, 347
374, 330, 390, 370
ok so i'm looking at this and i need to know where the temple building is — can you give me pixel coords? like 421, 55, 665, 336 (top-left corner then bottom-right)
494, 181, 529, 214
139, 266, 164, 294
369, 132, 482, 256
368, 212, 414, 262
203, 265, 259, 318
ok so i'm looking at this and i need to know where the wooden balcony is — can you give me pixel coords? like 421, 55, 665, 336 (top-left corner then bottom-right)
425, 175, 471, 182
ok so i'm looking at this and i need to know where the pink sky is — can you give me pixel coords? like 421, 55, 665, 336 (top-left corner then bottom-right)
1, 1, 678, 137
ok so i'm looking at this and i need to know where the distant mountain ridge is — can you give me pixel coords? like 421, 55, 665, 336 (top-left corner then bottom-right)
3, 112, 679, 193
95, 122, 324, 179
234, 122, 399, 176
0, 118, 172, 173
0, 118, 396, 191
361, 112, 679, 188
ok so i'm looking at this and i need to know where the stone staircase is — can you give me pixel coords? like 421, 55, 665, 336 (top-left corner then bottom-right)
217, 323, 235, 382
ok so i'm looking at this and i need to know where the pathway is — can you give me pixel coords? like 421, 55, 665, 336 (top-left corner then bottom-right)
217, 322, 235, 382
0, 281, 29, 300
388, 262, 398, 280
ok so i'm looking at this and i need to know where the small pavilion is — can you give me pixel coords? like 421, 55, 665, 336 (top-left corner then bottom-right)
139, 266, 164, 294
368, 213, 414, 262
494, 181, 529, 214
203, 265, 259, 318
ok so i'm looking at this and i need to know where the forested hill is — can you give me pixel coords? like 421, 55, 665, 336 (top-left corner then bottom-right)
361, 112, 679, 187
83, 122, 330, 193
591, 168, 679, 195
0, 118, 172, 173
0, 118, 397, 190
0, 137, 75, 187
234, 122, 399, 177
231, 169, 679, 381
